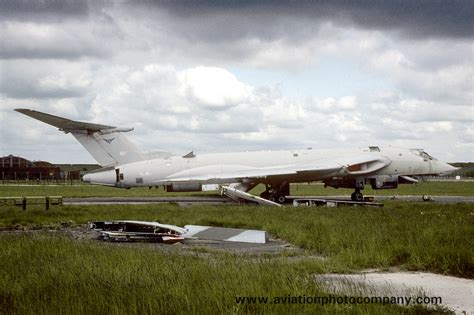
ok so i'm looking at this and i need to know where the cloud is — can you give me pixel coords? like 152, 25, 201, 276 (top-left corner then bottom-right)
155, 0, 473, 39
178, 66, 252, 109
0, 60, 92, 99
4, 1, 472, 40
316, 96, 358, 112
363, 43, 473, 105
0, 18, 120, 60
87, 65, 263, 141
0, 1, 472, 162
2, 63, 473, 162
86, 65, 471, 158
0, 0, 89, 19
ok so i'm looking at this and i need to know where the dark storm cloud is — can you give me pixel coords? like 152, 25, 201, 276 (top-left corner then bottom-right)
1, 0, 471, 39
0, 0, 89, 20
152, 0, 473, 39
0, 0, 119, 60
0, 26, 113, 60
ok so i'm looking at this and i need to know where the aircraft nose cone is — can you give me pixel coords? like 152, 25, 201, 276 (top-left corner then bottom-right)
440, 164, 458, 176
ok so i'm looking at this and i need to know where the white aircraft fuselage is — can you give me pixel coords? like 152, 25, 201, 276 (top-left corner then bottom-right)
83, 146, 455, 192
16, 109, 457, 203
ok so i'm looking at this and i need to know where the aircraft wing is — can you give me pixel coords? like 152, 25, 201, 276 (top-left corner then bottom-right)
155, 154, 390, 185
155, 162, 342, 184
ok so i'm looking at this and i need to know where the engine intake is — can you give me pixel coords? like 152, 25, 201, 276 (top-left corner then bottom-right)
370, 175, 398, 189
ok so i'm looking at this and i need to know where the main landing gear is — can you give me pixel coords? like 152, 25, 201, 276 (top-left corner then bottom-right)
350, 178, 366, 202
351, 188, 364, 201
260, 182, 289, 204
259, 181, 365, 203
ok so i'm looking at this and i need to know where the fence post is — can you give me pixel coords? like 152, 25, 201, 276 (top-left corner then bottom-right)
45, 197, 50, 211
22, 197, 26, 211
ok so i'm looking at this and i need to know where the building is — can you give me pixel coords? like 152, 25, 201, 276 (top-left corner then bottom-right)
0, 155, 61, 180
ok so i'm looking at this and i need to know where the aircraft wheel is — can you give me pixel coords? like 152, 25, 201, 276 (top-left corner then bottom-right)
269, 194, 286, 204
351, 192, 364, 201
277, 195, 287, 204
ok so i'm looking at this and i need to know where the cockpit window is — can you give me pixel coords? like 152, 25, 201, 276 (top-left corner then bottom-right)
421, 151, 436, 161
421, 151, 430, 161
410, 149, 437, 161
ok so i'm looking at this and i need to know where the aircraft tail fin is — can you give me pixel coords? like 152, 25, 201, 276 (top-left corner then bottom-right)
15, 109, 144, 166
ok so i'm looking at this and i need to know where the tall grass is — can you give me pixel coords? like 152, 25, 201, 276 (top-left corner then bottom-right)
1, 202, 472, 278
0, 234, 448, 314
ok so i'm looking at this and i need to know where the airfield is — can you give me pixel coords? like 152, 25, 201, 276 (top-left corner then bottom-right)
1, 181, 473, 314
61, 195, 474, 205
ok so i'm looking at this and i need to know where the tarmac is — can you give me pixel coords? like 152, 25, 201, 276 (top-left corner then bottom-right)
64, 196, 235, 205
375, 195, 474, 203
289, 195, 474, 203
64, 195, 474, 205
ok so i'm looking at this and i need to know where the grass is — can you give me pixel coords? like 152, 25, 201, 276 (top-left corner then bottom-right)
0, 181, 473, 197
0, 234, 451, 314
1, 202, 472, 278
280, 181, 474, 197
0, 184, 213, 198
1, 181, 472, 314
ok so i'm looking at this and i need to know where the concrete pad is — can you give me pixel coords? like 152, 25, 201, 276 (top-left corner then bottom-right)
315, 272, 474, 314
184, 225, 268, 243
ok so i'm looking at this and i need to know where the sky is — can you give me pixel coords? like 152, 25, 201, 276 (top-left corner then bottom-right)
0, 0, 473, 163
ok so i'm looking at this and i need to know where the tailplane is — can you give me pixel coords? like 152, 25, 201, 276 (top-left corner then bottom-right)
15, 109, 144, 166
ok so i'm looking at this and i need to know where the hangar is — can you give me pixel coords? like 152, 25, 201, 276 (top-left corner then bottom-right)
0, 155, 87, 181
0, 155, 61, 181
